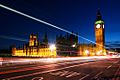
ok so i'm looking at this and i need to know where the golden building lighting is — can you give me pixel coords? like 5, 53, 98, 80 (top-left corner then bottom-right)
12, 33, 57, 57
79, 10, 106, 56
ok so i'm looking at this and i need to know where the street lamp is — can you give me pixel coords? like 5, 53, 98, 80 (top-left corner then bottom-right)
72, 44, 76, 48
49, 44, 56, 57
49, 44, 56, 51
97, 50, 102, 55
85, 50, 89, 56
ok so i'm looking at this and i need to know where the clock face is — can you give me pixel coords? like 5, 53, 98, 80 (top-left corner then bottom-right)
103, 24, 104, 28
96, 24, 100, 28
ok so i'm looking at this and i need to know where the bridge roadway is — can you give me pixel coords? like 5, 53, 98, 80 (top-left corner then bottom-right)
0, 56, 120, 80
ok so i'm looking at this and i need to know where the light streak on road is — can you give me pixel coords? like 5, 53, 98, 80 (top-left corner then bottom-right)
4, 62, 91, 80
5, 57, 116, 80
0, 57, 96, 75
0, 56, 111, 65
0, 4, 109, 49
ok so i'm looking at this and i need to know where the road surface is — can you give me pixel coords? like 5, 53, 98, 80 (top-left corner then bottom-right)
0, 56, 120, 80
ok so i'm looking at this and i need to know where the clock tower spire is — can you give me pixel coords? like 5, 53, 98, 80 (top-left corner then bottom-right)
95, 10, 106, 55
96, 10, 102, 21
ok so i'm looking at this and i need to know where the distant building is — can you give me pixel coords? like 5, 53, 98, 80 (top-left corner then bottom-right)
79, 10, 106, 56
43, 33, 48, 45
56, 32, 79, 56
12, 33, 56, 57
79, 44, 96, 56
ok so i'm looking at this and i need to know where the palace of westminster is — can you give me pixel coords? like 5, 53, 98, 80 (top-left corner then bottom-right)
12, 10, 106, 57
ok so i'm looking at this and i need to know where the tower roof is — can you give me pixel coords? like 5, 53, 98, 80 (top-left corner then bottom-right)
96, 10, 102, 21
95, 10, 104, 24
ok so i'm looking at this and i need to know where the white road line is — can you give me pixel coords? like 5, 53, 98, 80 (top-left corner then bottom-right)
107, 65, 112, 69
50, 71, 63, 76
32, 77, 43, 80
6, 62, 90, 80
94, 71, 103, 79
60, 71, 70, 76
79, 74, 90, 80
66, 72, 80, 78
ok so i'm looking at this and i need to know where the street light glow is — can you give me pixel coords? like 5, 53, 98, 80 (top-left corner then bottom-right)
85, 50, 89, 54
49, 44, 56, 51
97, 50, 102, 55
72, 44, 76, 47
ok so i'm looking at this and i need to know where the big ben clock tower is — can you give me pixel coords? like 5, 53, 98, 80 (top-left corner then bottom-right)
95, 10, 106, 55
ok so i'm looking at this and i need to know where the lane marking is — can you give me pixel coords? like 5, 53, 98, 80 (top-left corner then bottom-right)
79, 74, 90, 80
107, 65, 112, 69
32, 77, 43, 80
94, 71, 103, 79
6, 62, 90, 80
66, 72, 80, 78
50, 71, 63, 76
60, 71, 69, 76
50, 70, 80, 78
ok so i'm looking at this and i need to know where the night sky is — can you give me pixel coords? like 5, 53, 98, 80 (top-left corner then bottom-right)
0, 0, 120, 49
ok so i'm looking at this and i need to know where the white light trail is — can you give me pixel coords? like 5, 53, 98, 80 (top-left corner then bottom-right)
0, 4, 109, 49
0, 35, 28, 42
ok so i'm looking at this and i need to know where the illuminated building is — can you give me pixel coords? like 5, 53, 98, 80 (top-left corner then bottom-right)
12, 11, 106, 57
79, 44, 96, 56
79, 10, 106, 56
12, 33, 56, 57
56, 32, 78, 56
29, 33, 38, 46
95, 10, 106, 56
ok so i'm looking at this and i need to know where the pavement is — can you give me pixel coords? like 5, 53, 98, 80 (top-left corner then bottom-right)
0, 56, 120, 80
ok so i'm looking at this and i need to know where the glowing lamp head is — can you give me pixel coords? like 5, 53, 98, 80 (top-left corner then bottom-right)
49, 44, 56, 51
85, 50, 89, 54
72, 44, 76, 47
97, 50, 102, 55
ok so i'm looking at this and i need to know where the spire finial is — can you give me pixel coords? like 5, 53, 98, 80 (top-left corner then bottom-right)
96, 9, 102, 21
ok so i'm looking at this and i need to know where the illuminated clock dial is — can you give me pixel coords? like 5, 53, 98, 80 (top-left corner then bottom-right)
96, 24, 100, 28
103, 24, 104, 28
